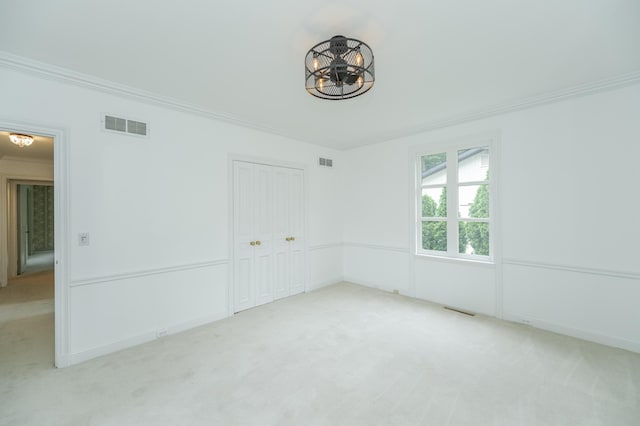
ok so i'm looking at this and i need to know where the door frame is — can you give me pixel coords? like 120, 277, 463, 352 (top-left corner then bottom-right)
0, 119, 70, 368
227, 154, 309, 317
8, 179, 54, 277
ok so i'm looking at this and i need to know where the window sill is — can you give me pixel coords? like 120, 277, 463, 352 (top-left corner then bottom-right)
415, 253, 495, 268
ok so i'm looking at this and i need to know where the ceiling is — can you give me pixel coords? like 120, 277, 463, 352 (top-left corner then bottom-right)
1, 0, 639, 150
0, 131, 53, 161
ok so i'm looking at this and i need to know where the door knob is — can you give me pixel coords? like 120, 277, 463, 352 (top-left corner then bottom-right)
250, 241, 256, 246
255, 240, 262, 246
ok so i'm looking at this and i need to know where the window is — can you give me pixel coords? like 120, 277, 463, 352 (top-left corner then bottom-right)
417, 143, 493, 260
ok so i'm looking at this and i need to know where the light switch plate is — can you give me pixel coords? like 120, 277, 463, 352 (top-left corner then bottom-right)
78, 233, 90, 246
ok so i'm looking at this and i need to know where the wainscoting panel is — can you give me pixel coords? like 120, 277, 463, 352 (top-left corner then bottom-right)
343, 243, 411, 295
502, 262, 640, 353
68, 262, 229, 363
414, 256, 496, 316
307, 243, 344, 291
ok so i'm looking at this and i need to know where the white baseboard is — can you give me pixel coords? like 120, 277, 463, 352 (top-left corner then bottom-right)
343, 276, 378, 290
67, 310, 229, 366
308, 277, 344, 291
346, 275, 640, 354
503, 312, 640, 354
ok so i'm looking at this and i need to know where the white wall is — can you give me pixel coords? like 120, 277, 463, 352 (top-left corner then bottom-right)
342, 83, 640, 352
0, 157, 53, 286
0, 67, 344, 364
2, 62, 639, 362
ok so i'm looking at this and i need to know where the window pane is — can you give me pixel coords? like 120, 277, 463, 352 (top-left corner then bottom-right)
460, 221, 489, 256
458, 185, 489, 218
421, 187, 447, 217
421, 153, 447, 185
422, 221, 447, 252
458, 147, 489, 183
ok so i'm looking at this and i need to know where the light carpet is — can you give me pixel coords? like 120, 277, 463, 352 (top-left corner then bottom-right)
1, 282, 639, 425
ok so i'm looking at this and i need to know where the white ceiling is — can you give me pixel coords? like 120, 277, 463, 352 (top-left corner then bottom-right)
1, 0, 639, 150
0, 131, 53, 161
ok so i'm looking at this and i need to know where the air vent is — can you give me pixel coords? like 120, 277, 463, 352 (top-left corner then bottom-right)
127, 120, 147, 136
318, 157, 333, 168
103, 114, 148, 137
444, 306, 475, 316
105, 115, 126, 132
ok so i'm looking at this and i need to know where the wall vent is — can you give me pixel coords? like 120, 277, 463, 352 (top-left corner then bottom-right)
103, 114, 149, 137
318, 157, 333, 168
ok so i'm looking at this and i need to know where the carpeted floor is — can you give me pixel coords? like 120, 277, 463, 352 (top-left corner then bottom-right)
0, 270, 54, 305
1, 281, 639, 425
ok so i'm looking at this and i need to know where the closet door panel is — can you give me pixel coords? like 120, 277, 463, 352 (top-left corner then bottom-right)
288, 170, 304, 240
273, 168, 290, 300
288, 169, 305, 295
233, 162, 255, 312
253, 165, 274, 305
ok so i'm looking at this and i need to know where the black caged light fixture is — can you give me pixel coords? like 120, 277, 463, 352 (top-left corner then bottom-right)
305, 35, 375, 100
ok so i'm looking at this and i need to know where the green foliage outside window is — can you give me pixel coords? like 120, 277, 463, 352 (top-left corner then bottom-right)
465, 171, 490, 255
421, 171, 489, 255
421, 188, 447, 251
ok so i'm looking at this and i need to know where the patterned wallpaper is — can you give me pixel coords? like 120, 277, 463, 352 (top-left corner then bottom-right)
30, 185, 54, 253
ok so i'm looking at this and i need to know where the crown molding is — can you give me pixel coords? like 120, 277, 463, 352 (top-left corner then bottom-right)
348, 70, 640, 148
0, 51, 293, 141
2, 50, 639, 150
0, 155, 54, 165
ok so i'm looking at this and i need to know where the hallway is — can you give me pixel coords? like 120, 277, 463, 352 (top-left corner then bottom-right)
22, 250, 55, 276
0, 270, 54, 370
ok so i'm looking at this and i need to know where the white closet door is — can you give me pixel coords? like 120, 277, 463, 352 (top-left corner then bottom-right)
288, 169, 305, 295
233, 161, 305, 312
273, 167, 290, 300
233, 162, 255, 312
253, 165, 274, 306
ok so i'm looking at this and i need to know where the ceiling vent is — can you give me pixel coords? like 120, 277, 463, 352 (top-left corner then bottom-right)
103, 114, 149, 137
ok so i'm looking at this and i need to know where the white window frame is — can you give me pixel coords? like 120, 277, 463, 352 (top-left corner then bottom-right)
413, 134, 498, 263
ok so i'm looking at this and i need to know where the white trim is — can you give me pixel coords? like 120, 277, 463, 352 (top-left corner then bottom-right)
0, 51, 290, 141
502, 258, 640, 281
0, 156, 53, 165
379, 71, 640, 147
2, 51, 639, 149
412, 134, 498, 262
70, 259, 229, 287
0, 119, 70, 368
503, 312, 640, 354
414, 253, 496, 268
308, 277, 344, 291
68, 310, 228, 366
308, 243, 343, 251
343, 241, 409, 253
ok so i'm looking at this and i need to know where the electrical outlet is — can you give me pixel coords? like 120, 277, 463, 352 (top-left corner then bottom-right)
78, 233, 90, 246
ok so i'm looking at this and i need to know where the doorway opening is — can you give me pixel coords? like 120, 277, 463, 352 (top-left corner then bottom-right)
0, 129, 57, 368
13, 181, 55, 276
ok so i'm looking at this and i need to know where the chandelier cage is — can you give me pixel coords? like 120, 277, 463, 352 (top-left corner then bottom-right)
305, 35, 375, 100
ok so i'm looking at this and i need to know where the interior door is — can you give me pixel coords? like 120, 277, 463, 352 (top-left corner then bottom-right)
273, 167, 291, 300
253, 165, 274, 306
233, 162, 255, 312
288, 169, 305, 295
233, 161, 304, 312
